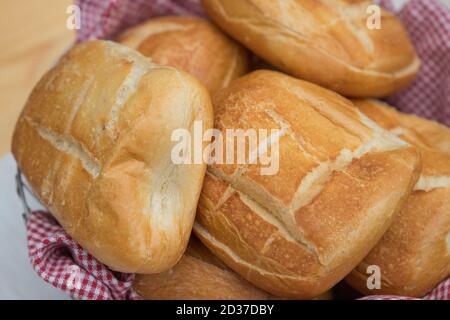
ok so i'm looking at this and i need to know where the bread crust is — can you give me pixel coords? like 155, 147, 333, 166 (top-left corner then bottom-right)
354, 100, 450, 156
347, 100, 450, 297
202, 0, 420, 97
118, 16, 248, 94
12, 40, 214, 274
133, 236, 271, 300
194, 70, 421, 298
133, 236, 335, 300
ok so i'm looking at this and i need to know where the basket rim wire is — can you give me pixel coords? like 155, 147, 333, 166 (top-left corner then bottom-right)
15, 167, 37, 222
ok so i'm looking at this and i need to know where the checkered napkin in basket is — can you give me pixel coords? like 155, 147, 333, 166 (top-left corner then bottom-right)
378, 0, 450, 126
27, 211, 141, 300
24, 0, 450, 300
26, 211, 450, 300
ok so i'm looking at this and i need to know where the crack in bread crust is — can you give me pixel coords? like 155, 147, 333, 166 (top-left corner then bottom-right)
25, 116, 101, 178
414, 176, 450, 192
194, 222, 318, 281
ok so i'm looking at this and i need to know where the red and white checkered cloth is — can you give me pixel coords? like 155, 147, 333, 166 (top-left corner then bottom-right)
27, 210, 449, 300
378, 0, 450, 126
76, 0, 205, 42
27, 211, 141, 300
24, 0, 449, 300
360, 279, 450, 300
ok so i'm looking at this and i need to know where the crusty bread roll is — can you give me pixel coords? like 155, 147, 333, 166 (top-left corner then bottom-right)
133, 235, 335, 300
354, 102, 450, 156
133, 236, 271, 300
12, 40, 213, 274
409, 122, 450, 156
194, 70, 422, 299
202, 0, 420, 97
347, 100, 450, 297
118, 16, 248, 94
313, 290, 334, 300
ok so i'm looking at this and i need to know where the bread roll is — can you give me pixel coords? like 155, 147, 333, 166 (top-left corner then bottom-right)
202, 0, 420, 97
355, 103, 450, 156
194, 70, 422, 299
134, 235, 334, 300
118, 16, 248, 94
409, 122, 450, 156
313, 290, 334, 300
347, 100, 450, 297
12, 40, 213, 273
133, 236, 270, 300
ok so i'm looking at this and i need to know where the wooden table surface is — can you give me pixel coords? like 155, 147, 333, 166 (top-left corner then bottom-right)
0, 0, 75, 156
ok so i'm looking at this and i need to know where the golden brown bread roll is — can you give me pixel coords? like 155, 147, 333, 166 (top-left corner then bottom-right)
202, 0, 420, 97
347, 100, 450, 297
133, 236, 271, 300
355, 102, 450, 156
118, 16, 248, 94
134, 236, 334, 300
407, 121, 450, 156
194, 70, 422, 299
313, 290, 334, 300
12, 40, 213, 274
